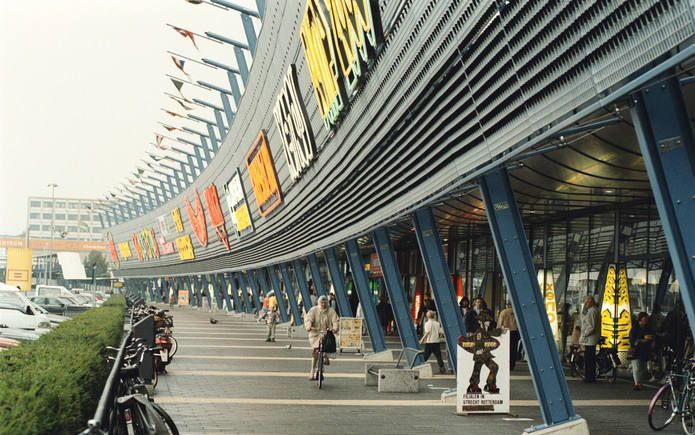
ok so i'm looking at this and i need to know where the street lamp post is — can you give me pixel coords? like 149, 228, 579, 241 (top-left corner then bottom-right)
46, 183, 58, 285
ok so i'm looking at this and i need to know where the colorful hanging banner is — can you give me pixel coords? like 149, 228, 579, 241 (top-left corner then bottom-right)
203, 184, 231, 251
274, 64, 316, 180
224, 168, 254, 238
600, 264, 632, 351
118, 241, 132, 259
158, 235, 176, 255
300, 0, 383, 129
172, 207, 185, 233
246, 131, 283, 217
106, 232, 120, 269
537, 269, 559, 344
184, 190, 208, 247
131, 233, 143, 262
176, 234, 195, 260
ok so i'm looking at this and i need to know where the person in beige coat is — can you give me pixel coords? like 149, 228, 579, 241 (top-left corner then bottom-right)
304, 295, 339, 380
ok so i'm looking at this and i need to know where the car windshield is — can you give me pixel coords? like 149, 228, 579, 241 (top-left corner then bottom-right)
58, 297, 77, 305
0, 291, 25, 310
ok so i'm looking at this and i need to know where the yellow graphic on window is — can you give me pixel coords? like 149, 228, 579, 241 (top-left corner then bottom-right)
600, 264, 632, 351
172, 208, 184, 233
537, 269, 559, 343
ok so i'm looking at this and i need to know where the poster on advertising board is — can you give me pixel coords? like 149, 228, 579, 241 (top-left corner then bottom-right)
456, 327, 510, 415
177, 290, 189, 306
224, 168, 254, 238
338, 317, 363, 352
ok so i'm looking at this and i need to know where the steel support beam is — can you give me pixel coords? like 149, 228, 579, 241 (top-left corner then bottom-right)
235, 46, 249, 86
307, 253, 328, 298
220, 92, 235, 126
247, 270, 263, 310
200, 136, 212, 162
222, 272, 241, 313
185, 276, 194, 306
413, 208, 467, 371
193, 146, 204, 173
209, 274, 224, 310
265, 267, 289, 323
213, 109, 227, 140
480, 167, 576, 427
655, 258, 674, 308
206, 123, 220, 153
238, 271, 259, 311
292, 259, 313, 312
324, 247, 351, 317
633, 76, 695, 335
345, 239, 387, 353
201, 275, 211, 309
233, 272, 252, 313
279, 263, 302, 326
373, 228, 424, 367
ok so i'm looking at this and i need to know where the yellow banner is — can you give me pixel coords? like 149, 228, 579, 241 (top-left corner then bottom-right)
172, 208, 184, 233
234, 203, 252, 232
6, 248, 32, 291
118, 241, 132, 259
601, 264, 632, 350
176, 235, 195, 260
537, 269, 559, 343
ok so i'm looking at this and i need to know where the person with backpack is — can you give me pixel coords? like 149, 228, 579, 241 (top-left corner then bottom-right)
304, 295, 339, 380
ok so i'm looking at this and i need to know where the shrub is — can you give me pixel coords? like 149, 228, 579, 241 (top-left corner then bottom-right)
0, 295, 125, 435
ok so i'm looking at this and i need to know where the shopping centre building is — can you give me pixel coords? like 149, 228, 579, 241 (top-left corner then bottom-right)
100, 1, 695, 433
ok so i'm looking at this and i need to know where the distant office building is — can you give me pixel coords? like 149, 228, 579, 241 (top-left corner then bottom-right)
26, 197, 104, 241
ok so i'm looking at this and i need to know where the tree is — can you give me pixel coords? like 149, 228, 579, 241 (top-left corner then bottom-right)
83, 250, 108, 277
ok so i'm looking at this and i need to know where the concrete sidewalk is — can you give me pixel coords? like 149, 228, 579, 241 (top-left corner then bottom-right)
153, 307, 677, 435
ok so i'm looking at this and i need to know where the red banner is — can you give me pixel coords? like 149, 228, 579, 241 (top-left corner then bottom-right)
204, 184, 230, 251
184, 189, 208, 247
132, 233, 143, 261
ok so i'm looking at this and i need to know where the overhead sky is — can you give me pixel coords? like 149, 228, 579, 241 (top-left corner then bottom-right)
0, 0, 258, 236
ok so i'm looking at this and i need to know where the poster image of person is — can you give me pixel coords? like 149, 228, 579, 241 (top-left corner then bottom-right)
456, 310, 510, 415
459, 311, 501, 394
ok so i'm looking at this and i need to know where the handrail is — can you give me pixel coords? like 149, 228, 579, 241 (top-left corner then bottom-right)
81, 331, 132, 435
395, 347, 425, 370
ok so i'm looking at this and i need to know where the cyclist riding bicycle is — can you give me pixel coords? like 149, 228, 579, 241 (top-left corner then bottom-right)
304, 295, 339, 380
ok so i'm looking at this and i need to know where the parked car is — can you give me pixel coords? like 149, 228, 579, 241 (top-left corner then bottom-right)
28, 301, 70, 326
0, 290, 52, 332
30, 296, 89, 318
0, 325, 40, 342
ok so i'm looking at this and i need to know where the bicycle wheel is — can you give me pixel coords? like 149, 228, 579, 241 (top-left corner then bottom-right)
649, 382, 677, 430
316, 353, 324, 390
169, 336, 178, 358
152, 402, 180, 435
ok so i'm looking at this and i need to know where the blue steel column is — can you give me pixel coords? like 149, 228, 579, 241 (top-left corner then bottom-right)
292, 259, 313, 312
185, 276, 194, 306
147, 282, 155, 301
247, 270, 263, 309
221, 272, 241, 312
655, 258, 673, 308
192, 276, 203, 308
213, 110, 227, 139
345, 239, 387, 353
209, 274, 224, 310
214, 274, 232, 312
480, 168, 575, 427
201, 275, 211, 308
266, 267, 289, 323
632, 77, 695, 334
279, 263, 303, 326
232, 272, 252, 313
206, 123, 220, 152
238, 271, 259, 311
324, 247, 351, 317
373, 228, 424, 366
307, 253, 327, 298
199, 136, 212, 162
193, 147, 204, 173
412, 208, 467, 371
186, 155, 197, 181
219, 92, 234, 126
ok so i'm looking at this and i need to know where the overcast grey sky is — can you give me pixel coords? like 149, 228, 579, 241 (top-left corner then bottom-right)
0, 0, 257, 236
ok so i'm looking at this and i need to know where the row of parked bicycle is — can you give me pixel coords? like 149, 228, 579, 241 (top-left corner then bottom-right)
83, 298, 179, 434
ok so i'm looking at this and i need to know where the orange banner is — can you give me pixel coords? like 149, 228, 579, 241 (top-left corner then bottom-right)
184, 189, 208, 247
204, 184, 230, 251
246, 130, 282, 216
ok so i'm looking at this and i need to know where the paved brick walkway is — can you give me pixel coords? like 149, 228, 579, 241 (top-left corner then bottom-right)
153, 307, 679, 435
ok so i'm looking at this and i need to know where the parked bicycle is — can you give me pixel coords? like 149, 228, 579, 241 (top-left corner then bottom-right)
648, 358, 695, 434
568, 337, 620, 383
104, 337, 179, 434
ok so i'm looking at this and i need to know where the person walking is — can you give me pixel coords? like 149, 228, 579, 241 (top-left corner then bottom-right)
579, 295, 601, 383
168, 291, 175, 310
266, 305, 280, 342
420, 310, 446, 374
629, 312, 654, 390
304, 295, 339, 380
497, 301, 519, 370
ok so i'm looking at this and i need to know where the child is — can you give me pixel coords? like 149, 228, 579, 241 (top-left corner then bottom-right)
265, 305, 279, 342
420, 310, 446, 374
